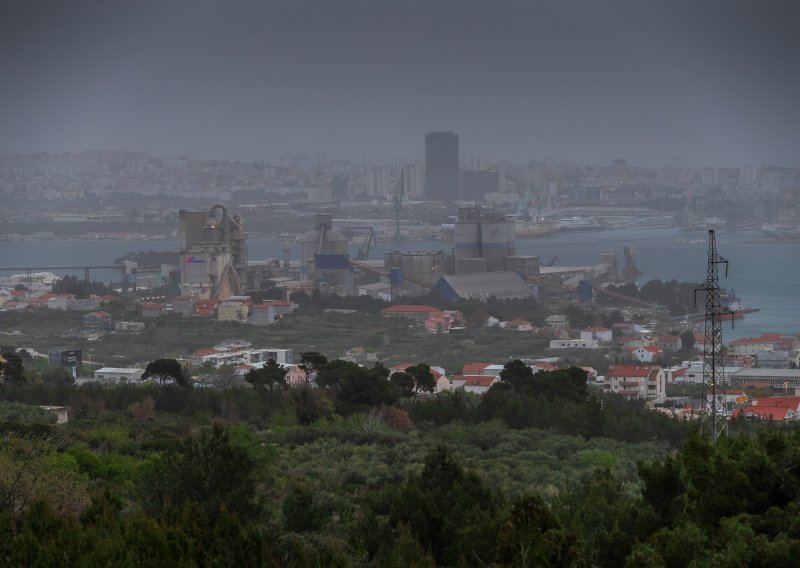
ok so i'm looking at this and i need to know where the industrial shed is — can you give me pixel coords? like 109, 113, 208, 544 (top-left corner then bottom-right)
432, 272, 534, 301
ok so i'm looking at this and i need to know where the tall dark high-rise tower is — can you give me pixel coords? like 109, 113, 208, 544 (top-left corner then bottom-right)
425, 131, 460, 200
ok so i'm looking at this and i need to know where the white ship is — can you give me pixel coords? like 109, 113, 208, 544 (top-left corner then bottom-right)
559, 216, 601, 230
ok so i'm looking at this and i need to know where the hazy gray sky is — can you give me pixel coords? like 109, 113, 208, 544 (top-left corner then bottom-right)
2, 0, 799, 166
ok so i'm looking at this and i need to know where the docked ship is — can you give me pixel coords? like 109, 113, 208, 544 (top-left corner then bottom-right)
761, 223, 800, 238
559, 216, 601, 230
720, 290, 759, 320
503, 213, 560, 238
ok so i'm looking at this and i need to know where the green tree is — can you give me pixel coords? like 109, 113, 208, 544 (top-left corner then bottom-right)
680, 329, 696, 350
244, 359, 288, 406
141, 425, 261, 522
0, 351, 25, 399
299, 351, 328, 386
142, 358, 189, 389
405, 364, 437, 394
499, 359, 534, 390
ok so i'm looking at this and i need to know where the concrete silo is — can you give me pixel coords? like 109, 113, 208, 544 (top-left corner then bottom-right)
453, 206, 515, 273
299, 214, 353, 295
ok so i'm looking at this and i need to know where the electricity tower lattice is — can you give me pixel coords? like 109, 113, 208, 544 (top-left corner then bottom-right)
694, 230, 733, 443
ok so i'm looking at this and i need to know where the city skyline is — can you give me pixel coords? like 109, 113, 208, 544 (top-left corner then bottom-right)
2, 1, 800, 166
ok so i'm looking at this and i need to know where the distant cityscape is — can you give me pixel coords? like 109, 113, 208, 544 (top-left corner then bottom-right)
1, 132, 799, 244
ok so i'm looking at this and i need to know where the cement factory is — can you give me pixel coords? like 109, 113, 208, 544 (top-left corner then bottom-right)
178, 205, 639, 304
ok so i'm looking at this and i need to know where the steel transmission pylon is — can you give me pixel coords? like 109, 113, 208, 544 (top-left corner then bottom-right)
694, 230, 733, 443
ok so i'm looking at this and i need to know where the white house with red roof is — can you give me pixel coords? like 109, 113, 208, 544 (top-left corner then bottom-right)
82, 310, 113, 330
733, 396, 800, 421
450, 374, 498, 395
629, 345, 663, 363
47, 294, 76, 311
462, 362, 492, 375
729, 333, 798, 357
606, 364, 665, 399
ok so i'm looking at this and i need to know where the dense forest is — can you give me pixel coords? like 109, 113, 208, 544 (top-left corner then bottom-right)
2, 353, 799, 566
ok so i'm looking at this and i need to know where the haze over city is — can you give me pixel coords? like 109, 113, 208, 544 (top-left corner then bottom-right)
3, 2, 800, 565
2, 0, 800, 166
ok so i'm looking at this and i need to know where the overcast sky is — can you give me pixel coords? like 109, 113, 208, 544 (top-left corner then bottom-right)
1, 0, 799, 166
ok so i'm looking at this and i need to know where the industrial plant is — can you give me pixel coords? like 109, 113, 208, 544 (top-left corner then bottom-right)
177, 205, 635, 305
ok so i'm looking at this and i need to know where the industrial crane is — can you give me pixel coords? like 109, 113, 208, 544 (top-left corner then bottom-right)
356, 226, 377, 260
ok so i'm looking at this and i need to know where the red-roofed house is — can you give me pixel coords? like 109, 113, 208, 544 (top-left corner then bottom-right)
47, 294, 76, 311
193, 298, 219, 317
629, 345, 663, 363
606, 365, 665, 399
531, 362, 558, 372
733, 396, 800, 421
462, 362, 491, 375
728, 333, 798, 357
382, 305, 443, 322
83, 310, 113, 330
450, 374, 498, 395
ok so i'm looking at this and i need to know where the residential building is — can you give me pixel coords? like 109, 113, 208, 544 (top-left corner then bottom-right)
248, 304, 276, 326
82, 310, 113, 330
504, 318, 533, 332
733, 396, 800, 421
218, 301, 249, 321
424, 310, 464, 333
193, 298, 219, 316
629, 345, 663, 363
544, 315, 569, 330
580, 327, 613, 343
450, 374, 498, 395
655, 335, 682, 351
606, 365, 665, 399
549, 338, 599, 349
729, 333, 794, 356
462, 362, 492, 375
47, 294, 76, 311
344, 346, 377, 364
92, 367, 145, 383
200, 347, 293, 368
